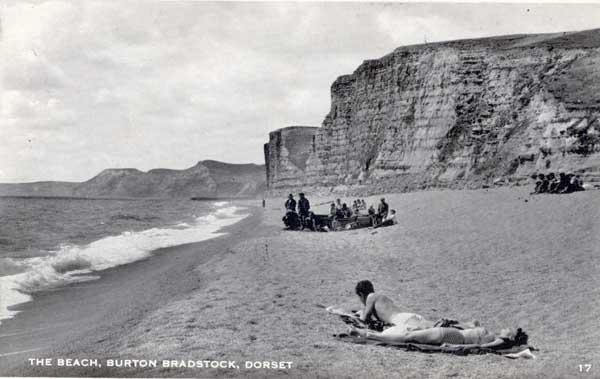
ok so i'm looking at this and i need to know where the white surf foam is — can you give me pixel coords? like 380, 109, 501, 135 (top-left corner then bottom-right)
0, 206, 247, 325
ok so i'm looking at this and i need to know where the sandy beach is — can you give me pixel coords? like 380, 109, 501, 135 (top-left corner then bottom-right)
1, 187, 599, 378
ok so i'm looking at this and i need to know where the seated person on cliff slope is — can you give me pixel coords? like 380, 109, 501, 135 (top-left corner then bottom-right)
560, 173, 585, 193
531, 173, 545, 194
548, 173, 560, 193
568, 174, 585, 192
533, 172, 585, 194
556, 172, 570, 193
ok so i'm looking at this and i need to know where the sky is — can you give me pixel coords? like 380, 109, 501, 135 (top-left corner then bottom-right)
2, 1, 600, 182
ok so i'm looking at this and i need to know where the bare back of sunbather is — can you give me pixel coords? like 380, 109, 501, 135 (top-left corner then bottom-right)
362, 294, 434, 332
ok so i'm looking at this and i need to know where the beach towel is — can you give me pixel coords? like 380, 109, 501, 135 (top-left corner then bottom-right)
333, 332, 536, 357
323, 305, 536, 358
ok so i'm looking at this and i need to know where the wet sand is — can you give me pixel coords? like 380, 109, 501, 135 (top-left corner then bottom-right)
2, 188, 599, 378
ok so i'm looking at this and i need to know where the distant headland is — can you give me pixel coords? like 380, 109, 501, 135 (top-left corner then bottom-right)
0, 160, 266, 199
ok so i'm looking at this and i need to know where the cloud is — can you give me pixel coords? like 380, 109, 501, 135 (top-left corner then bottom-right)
2, 50, 70, 90
2, 2, 600, 182
1, 90, 77, 130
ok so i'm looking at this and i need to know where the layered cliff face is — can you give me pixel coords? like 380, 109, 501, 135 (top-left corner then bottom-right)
0, 161, 266, 198
264, 126, 318, 190
266, 30, 600, 194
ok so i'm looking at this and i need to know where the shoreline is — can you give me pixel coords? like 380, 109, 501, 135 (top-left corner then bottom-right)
0, 205, 265, 376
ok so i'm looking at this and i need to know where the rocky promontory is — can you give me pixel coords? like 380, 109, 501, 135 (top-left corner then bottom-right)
264, 126, 318, 190
265, 29, 600, 194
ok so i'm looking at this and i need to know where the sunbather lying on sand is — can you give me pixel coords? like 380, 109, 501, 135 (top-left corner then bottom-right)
351, 325, 526, 349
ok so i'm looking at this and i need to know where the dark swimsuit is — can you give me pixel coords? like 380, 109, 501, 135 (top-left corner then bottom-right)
365, 308, 387, 331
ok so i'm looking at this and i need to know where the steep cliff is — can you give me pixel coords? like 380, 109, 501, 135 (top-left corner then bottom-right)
264, 126, 318, 190
265, 29, 600, 194
0, 161, 265, 198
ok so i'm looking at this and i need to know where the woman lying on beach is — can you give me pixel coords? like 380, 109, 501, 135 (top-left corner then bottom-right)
355, 280, 479, 332
351, 324, 526, 349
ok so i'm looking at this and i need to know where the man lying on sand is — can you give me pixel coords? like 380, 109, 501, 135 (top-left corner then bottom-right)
354, 280, 432, 332
352, 280, 527, 349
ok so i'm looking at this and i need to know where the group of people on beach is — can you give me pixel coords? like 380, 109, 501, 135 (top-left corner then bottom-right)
282, 193, 397, 231
283, 193, 311, 228
331, 198, 368, 218
531, 172, 585, 194
343, 280, 529, 351
328, 197, 397, 229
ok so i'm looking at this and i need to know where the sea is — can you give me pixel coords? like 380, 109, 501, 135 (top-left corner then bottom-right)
0, 197, 247, 325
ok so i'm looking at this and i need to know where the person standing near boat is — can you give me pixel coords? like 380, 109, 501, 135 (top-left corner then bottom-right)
298, 193, 311, 228
377, 198, 389, 225
285, 194, 296, 212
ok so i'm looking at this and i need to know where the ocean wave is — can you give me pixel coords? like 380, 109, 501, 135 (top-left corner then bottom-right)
213, 201, 229, 207
0, 206, 248, 325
